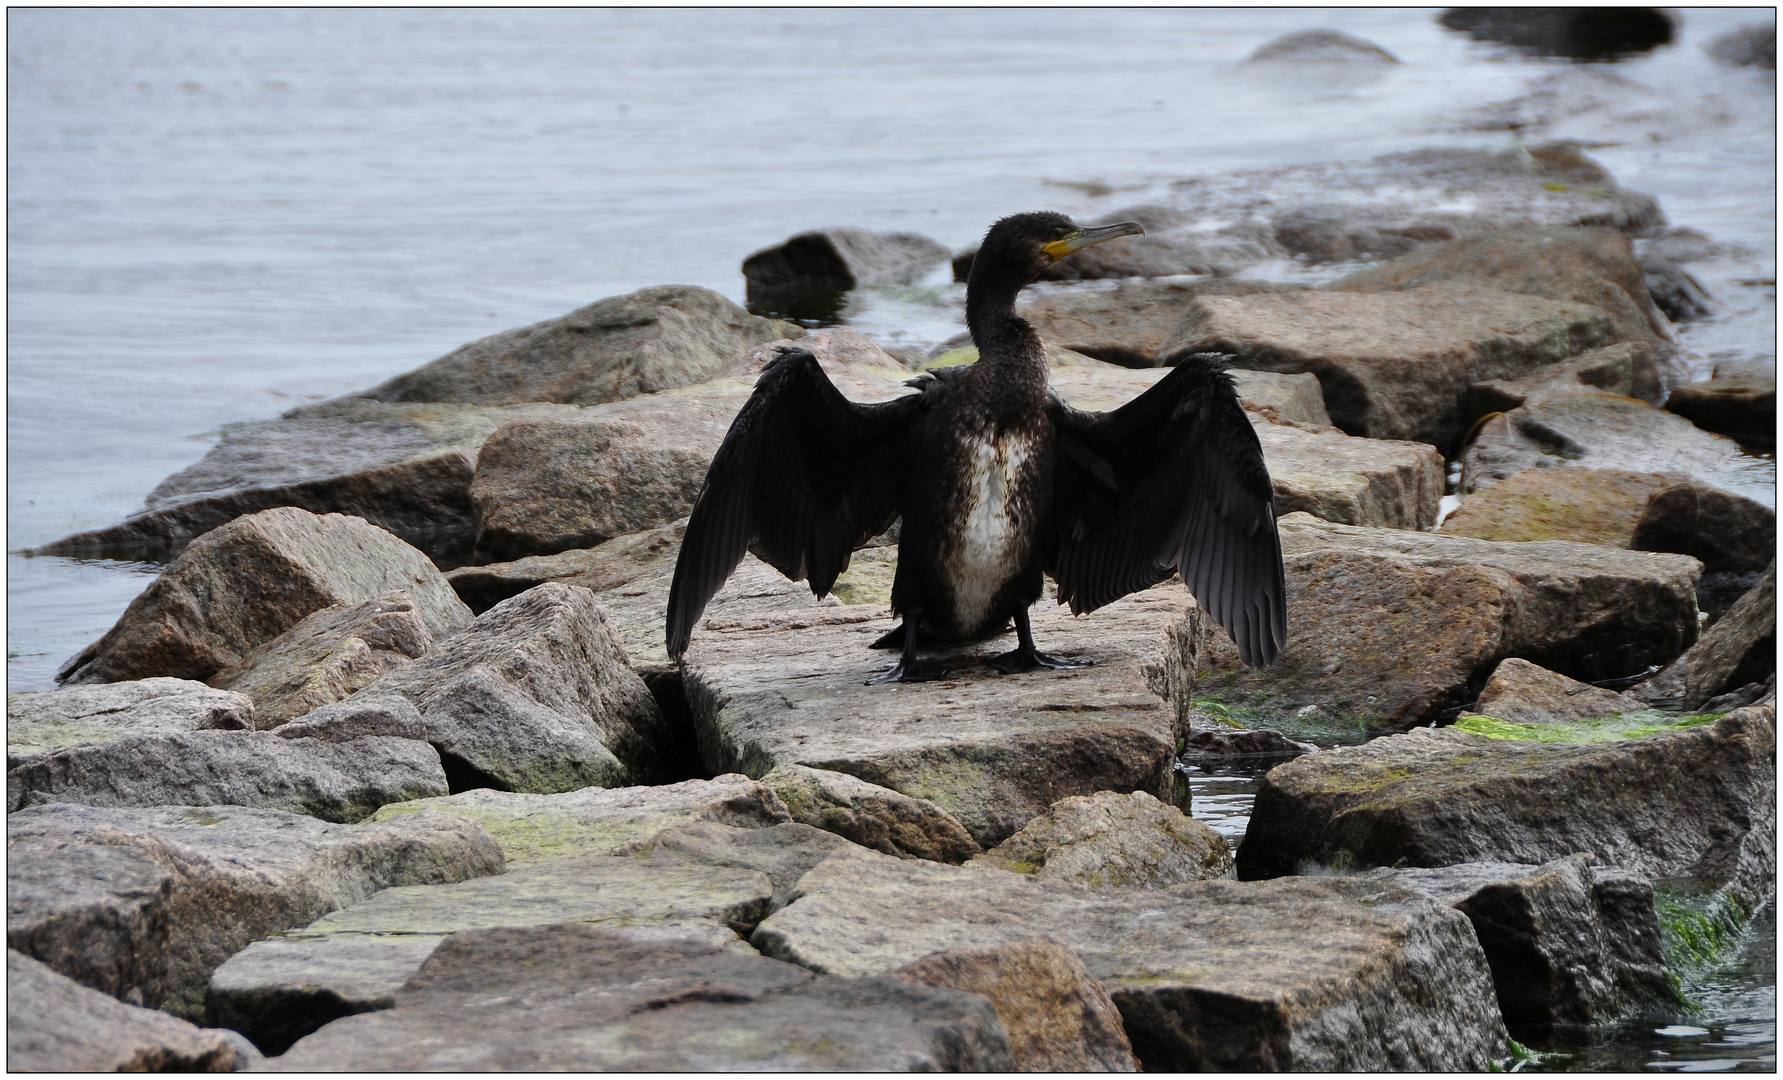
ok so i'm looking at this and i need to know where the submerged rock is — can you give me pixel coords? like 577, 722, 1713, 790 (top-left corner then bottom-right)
264, 926, 1013, 1072
742, 227, 951, 322
1438, 8, 1676, 60
761, 763, 979, 864
1472, 658, 1645, 726
55, 508, 472, 687
1633, 561, 1776, 711
1706, 22, 1777, 68
1247, 28, 1398, 63
7, 802, 502, 1020
8, 949, 253, 1072
967, 790, 1231, 888
7, 678, 252, 766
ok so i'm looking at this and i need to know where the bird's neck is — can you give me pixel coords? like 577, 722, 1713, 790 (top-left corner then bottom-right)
966, 283, 1046, 381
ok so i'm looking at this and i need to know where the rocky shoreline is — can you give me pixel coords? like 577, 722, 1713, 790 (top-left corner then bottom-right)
9, 24, 1777, 1072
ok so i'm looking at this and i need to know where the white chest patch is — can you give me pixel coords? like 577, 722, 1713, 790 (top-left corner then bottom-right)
947, 430, 1038, 631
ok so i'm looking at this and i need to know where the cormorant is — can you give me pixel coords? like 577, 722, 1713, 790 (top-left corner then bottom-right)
666, 211, 1286, 683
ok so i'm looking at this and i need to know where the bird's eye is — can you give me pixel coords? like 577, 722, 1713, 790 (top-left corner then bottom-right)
1051, 227, 1069, 239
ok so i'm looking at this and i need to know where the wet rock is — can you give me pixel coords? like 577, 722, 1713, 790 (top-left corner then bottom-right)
7, 678, 252, 767
681, 584, 1203, 848
1459, 392, 1756, 499
265, 926, 1013, 1072
1161, 284, 1619, 451
1665, 360, 1776, 447
7, 802, 502, 1019
1438, 8, 1675, 60
1271, 203, 1489, 264
742, 228, 951, 322
1235, 704, 1775, 887
208, 824, 824, 1051
365, 774, 792, 863
1256, 420, 1444, 530
1641, 226, 1754, 265
1247, 28, 1398, 63
753, 844, 1508, 1070
1376, 855, 1671, 1027
1178, 728, 1316, 757
206, 591, 433, 728
7, 730, 445, 822
1640, 252, 1715, 322
54, 508, 473, 687
1473, 658, 1645, 725
466, 329, 914, 560
8, 949, 251, 1072
1467, 341, 1664, 415
1443, 466, 1774, 575
761, 763, 979, 864
357, 285, 800, 408
355, 582, 668, 791
1456, 66, 1735, 150
968, 790, 1231, 887
1192, 513, 1702, 730
1633, 562, 1776, 711
1706, 22, 1777, 68
1327, 226, 1669, 350
33, 400, 582, 561
1018, 278, 1305, 367
888, 937, 1137, 1071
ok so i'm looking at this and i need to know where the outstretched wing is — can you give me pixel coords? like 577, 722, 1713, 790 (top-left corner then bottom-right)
666, 347, 922, 658
1046, 352, 1286, 667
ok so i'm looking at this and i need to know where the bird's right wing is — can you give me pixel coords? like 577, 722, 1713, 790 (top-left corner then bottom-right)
666, 347, 922, 658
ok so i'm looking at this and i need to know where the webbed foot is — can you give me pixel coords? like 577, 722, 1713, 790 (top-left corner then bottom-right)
865, 658, 953, 685
985, 647, 1094, 675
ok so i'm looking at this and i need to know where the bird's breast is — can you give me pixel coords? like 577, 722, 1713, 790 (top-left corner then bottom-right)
937, 425, 1046, 631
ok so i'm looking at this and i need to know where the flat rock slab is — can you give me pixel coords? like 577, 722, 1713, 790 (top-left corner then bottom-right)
752, 844, 1508, 1071
6, 802, 502, 1020
55, 507, 473, 687
207, 591, 434, 728
1255, 419, 1444, 530
1017, 278, 1308, 367
1374, 855, 1670, 1027
357, 582, 668, 791
1161, 282, 1619, 451
969, 790, 1232, 887
681, 583, 1204, 847
365, 773, 792, 862
8, 949, 252, 1072
35, 400, 583, 560
762, 763, 980, 863
1236, 705, 1776, 893
7, 731, 445, 823
7, 678, 253, 766
1193, 513, 1702, 730
359, 284, 800, 407
265, 925, 1012, 1071
1474, 657, 1646, 725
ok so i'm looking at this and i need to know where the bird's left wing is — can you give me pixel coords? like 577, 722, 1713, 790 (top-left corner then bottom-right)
666, 346, 922, 659
1045, 352, 1286, 667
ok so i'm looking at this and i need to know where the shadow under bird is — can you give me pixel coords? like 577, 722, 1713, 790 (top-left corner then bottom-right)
666, 211, 1286, 684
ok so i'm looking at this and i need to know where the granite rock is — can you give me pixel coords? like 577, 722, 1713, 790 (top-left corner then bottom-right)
1473, 657, 1646, 725
761, 763, 979, 863
7, 678, 253, 767
1633, 561, 1775, 711
969, 790, 1231, 887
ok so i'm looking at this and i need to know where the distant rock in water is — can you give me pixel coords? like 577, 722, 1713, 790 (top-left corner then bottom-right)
1706, 22, 1776, 69
1438, 8, 1675, 60
1246, 29, 1399, 64
742, 227, 950, 325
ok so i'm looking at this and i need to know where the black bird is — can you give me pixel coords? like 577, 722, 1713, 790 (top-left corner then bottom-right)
666, 211, 1286, 683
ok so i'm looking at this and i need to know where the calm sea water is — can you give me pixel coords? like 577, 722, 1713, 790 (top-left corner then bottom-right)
7, 10, 1775, 1067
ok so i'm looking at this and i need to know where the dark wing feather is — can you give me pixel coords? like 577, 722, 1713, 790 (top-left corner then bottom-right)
1046, 352, 1286, 667
666, 347, 920, 658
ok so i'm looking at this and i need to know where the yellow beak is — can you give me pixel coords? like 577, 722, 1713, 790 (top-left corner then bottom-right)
1043, 220, 1145, 259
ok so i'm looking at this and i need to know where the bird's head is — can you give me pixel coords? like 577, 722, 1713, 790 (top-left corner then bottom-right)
970, 211, 1145, 292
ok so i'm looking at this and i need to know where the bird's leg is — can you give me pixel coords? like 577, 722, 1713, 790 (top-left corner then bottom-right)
866, 617, 951, 685
986, 607, 1094, 675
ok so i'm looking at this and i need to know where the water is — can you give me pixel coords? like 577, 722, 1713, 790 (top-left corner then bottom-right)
8, 12, 1775, 1063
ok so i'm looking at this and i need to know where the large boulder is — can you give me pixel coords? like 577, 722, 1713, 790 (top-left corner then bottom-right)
8, 949, 253, 1072
1235, 704, 1776, 897
206, 591, 435, 727
466, 329, 915, 560
1192, 514, 1702, 731
365, 773, 793, 863
354, 582, 669, 791
7, 802, 502, 1019
1160, 284, 1620, 451
888, 937, 1138, 1071
968, 790, 1231, 887
1437, 9, 1675, 61
264, 926, 1013, 1072
1633, 562, 1776, 711
356, 285, 800, 407
54, 508, 473, 687
752, 844, 1509, 1071
32, 400, 582, 561
680, 583, 1204, 848
1017, 278, 1305, 367
760, 763, 979, 864
7, 731, 446, 823
1665, 359, 1776, 447
7, 678, 252, 766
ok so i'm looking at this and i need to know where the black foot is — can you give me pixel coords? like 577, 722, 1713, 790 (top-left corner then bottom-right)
866, 658, 953, 685
985, 647, 1095, 675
